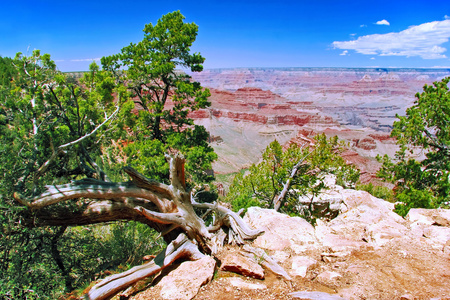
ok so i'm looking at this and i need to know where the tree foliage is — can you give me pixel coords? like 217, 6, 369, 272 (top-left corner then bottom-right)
0, 50, 130, 298
101, 10, 215, 184
226, 134, 360, 216
377, 77, 450, 216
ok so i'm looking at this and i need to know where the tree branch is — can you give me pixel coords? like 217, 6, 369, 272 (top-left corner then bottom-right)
166, 153, 186, 189
273, 153, 310, 211
14, 179, 166, 210
59, 105, 119, 149
123, 166, 172, 198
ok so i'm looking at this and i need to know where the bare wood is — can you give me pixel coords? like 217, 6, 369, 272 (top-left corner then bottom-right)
59, 105, 119, 149
14, 180, 166, 210
123, 166, 173, 199
166, 153, 186, 190
134, 206, 183, 225
15, 153, 270, 300
192, 201, 264, 244
273, 154, 310, 211
242, 245, 292, 281
87, 233, 207, 300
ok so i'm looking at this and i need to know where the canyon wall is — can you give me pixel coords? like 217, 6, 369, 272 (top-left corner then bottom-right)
189, 68, 450, 177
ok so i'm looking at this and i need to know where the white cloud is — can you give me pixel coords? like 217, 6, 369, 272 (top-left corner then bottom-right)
71, 58, 101, 62
340, 50, 348, 56
360, 24, 367, 28
332, 19, 450, 59
370, 57, 375, 60
376, 19, 390, 26
445, 15, 450, 20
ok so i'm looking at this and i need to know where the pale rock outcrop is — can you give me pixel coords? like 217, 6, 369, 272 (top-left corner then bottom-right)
405, 208, 450, 251
406, 208, 450, 226
244, 207, 317, 252
155, 256, 215, 300
133, 185, 450, 299
314, 189, 408, 249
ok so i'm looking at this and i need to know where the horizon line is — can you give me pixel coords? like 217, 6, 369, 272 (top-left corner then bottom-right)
64, 66, 450, 74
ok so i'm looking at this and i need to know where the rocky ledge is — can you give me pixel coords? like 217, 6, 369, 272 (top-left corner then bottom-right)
131, 182, 450, 300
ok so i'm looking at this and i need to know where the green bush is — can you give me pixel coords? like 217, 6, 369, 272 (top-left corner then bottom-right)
356, 183, 395, 202
394, 188, 439, 217
226, 134, 360, 216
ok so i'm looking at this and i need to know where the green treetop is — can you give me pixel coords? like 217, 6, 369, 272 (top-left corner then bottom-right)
377, 77, 450, 216
101, 11, 215, 183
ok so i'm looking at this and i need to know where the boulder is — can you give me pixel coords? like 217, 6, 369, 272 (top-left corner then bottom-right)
315, 190, 408, 250
220, 252, 264, 279
156, 256, 216, 300
244, 207, 317, 252
406, 208, 450, 249
406, 208, 450, 226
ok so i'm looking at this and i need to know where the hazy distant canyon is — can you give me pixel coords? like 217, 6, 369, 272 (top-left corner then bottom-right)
187, 68, 450, 179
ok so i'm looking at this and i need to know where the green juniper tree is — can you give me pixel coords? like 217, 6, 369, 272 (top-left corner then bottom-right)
102, 10, 216, 184
377, 77, 450, 216
0, 51, 125, 297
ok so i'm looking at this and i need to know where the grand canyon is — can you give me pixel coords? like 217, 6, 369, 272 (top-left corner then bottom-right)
187, 67, 450, 183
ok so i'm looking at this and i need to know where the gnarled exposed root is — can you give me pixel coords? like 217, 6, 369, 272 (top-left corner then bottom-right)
86, 233, 205, 300
194, 201, 264, 246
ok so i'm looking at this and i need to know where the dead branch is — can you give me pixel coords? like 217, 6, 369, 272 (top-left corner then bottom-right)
273, 153, 310, 211
86, 233, 206, 300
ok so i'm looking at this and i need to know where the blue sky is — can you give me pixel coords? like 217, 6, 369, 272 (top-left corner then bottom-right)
1, 0, 449, 71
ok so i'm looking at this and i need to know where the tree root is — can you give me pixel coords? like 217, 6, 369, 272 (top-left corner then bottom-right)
86, 233, 205, 300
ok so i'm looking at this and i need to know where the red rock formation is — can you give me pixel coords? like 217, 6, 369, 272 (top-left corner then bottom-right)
189, 87, 337, 127
353, 137, 377, 150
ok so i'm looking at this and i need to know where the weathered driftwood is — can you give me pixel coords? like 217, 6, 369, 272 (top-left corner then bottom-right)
15, 154, 268, 300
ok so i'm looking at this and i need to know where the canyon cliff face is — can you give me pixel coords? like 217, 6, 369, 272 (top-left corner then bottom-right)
188, 68, 450, 176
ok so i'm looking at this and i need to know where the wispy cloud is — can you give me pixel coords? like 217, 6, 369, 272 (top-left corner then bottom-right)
340, 50, 348, 56
70, 58, 101, 62
375, 19, 390, 26
332, 19, 450, 59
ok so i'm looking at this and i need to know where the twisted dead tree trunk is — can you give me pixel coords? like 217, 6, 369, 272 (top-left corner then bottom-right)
273, 149, 310, 211
14, 154, 265, 300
